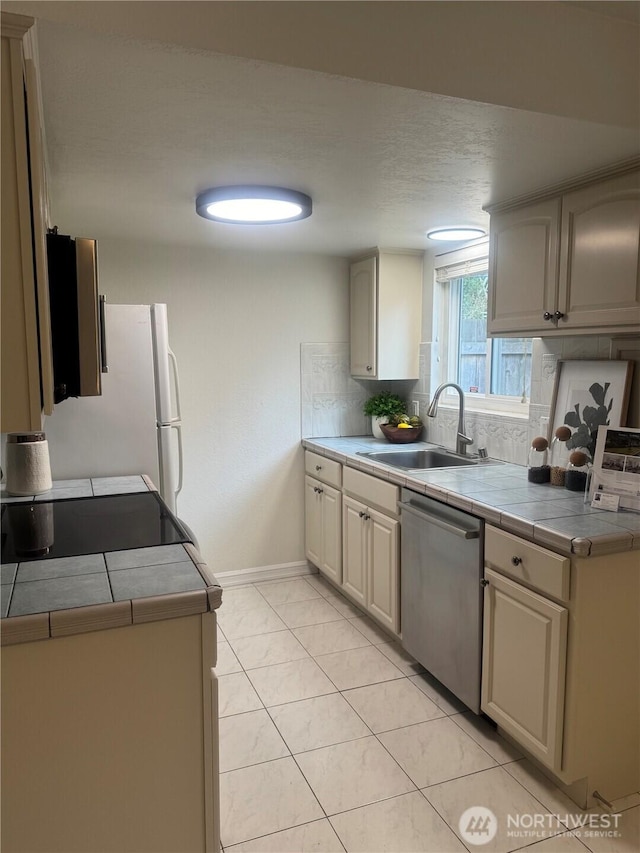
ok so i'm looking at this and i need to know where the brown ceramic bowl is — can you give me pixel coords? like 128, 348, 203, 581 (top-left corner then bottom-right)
379, 424, 423, 444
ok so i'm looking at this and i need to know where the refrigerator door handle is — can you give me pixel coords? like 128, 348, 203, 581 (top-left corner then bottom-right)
172, 421, 184, 496
167, 347, 182, 424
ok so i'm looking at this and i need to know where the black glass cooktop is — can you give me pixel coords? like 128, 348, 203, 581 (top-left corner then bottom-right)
1, 491, 190, 563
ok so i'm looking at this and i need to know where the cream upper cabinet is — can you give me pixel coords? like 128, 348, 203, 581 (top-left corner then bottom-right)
487, 164, 640, 337
487, 199, 561, 334
350, 249, 423, 380
1, 12, 53, 432
350, 256, 377, 377
557, 171, 640, 330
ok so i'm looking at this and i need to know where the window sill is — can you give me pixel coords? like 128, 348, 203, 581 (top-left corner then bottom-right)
436, 401, 530, 420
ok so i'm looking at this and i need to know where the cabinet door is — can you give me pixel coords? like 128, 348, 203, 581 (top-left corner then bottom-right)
481, 568, 568, 771
304, 476, 323, 569
342, 495, 367, 607
376, 251, 422, 380
488, 198, 561, 335
24, 57, 53, 415
1, 30, 42, 431
350, 256, 377, 378
321, 483, 342, 585
209, 668, 221, 853
557, 171, 640, 330
1, 20, 53, 431
367, 507, 399, 634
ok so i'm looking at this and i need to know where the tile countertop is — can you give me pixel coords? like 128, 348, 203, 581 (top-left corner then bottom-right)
303, 437, 640, 559
0, 476, 222, 646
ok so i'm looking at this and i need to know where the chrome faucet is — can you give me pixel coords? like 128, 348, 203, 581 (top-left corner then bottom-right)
427, 383, 474, 456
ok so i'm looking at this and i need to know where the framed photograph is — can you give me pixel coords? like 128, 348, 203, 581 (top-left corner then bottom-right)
549, 359, 633, 458
590, 425, 640, 512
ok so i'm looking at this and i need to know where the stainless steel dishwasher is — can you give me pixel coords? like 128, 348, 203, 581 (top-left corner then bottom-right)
399, 488, 484, 713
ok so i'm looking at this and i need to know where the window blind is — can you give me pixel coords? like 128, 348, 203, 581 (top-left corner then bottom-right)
434, 242, 489, 283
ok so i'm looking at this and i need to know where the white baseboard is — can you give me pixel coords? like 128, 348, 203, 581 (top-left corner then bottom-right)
214, 560, 317, 588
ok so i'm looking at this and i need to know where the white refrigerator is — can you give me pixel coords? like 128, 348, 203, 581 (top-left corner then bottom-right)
44, 304, 184, 516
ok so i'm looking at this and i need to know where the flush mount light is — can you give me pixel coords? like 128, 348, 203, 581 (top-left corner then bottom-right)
426, 227, 487, 242
195, 186, 312, 224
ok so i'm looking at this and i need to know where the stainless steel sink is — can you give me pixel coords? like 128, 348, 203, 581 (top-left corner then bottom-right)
357, 449, 482, 470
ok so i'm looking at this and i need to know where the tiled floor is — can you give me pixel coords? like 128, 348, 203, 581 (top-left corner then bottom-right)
217, 574, 640, 853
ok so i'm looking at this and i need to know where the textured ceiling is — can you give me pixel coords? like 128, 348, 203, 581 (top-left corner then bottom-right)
569, 1, 640, 22
31, 13, 640, 257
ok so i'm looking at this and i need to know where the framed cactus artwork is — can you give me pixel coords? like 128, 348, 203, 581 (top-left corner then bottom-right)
549, 360, 634, 458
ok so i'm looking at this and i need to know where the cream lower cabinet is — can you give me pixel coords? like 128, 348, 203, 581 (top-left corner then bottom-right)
304, 451, 342, 585
342, 496, 399, 632
481, 567, 568, 771
305, 475, 342, 584
1, 613, 220, 853
482, 525, 639, 805
342, 494, 368, 607
341, 467, 399, 635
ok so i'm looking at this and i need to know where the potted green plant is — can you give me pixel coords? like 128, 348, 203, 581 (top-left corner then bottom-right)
363, 392, 407, 439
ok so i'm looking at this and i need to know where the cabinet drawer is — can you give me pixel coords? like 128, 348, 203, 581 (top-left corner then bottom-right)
485, 526, 570, 602
305, 451, 342, 489
343, 466, 398, 515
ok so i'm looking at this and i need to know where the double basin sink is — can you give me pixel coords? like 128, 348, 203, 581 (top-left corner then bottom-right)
357, 447, 499, 471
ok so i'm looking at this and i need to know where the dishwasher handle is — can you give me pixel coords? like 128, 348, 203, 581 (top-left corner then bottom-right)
399, 501, 480, 540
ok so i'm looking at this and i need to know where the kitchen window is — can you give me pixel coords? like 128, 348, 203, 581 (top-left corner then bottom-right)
435, 244, 532, 416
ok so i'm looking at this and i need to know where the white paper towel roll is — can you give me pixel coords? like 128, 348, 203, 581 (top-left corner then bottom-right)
6, 433, 53, 496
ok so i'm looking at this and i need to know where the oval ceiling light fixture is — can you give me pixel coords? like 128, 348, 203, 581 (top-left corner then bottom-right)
196, 185, 312, 224
426, 226, 487, 242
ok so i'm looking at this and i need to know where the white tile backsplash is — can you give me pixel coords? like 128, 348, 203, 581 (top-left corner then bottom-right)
423, 409, 530, 466
300, 335, 639, 462
300, 343, 368, 437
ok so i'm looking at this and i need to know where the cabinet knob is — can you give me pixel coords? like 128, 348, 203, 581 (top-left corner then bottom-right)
543, 312, 553, 321
554, 311, 565, 321
366, 365, 373, 372
317, 487, 324, 495
358, 511, 365, 518
480, 578, 489, 587
364, 513, 370, 521
511, 556, 522, 566
315, 465, 322, 471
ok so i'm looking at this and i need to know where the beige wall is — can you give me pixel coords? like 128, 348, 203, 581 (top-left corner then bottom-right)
97, 238, 348, 574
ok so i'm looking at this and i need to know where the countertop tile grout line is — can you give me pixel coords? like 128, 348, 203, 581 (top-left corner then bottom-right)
102, 554, 116, 604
